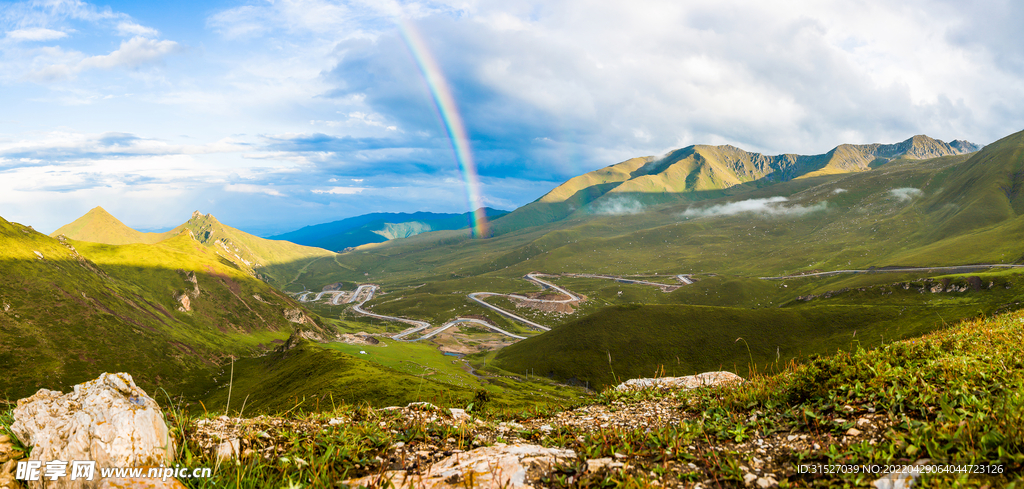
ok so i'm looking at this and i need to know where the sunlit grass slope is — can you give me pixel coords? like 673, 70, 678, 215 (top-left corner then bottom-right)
50, 206, 173, 244
50, 209, 337, 289
0, 217, 317, 400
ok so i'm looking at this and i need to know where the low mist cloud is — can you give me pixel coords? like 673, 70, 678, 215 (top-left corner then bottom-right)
592, 196, 645, 215
682, 196, 828, 218
889, 188, 923, 201
832, 188, 848, 194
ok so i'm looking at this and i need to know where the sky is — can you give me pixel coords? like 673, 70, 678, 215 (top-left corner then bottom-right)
1, 0, 1022, 236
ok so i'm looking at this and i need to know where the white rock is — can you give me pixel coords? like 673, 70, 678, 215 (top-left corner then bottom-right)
449, 408, 470, 423
97, 478, 186, 488
11, 373, 177, 489
586, 457, 624, 472
873, 459, 929, 489
756, 476, 778, 488
743, 472, 758, 485
615, 371, 742, 391
343, 443, 576, 488
215, 438, 240, 463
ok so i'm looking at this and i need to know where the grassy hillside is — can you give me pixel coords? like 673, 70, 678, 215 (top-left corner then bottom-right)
199, 338, 584, 414
251, 131, 1022, 400
50, 209, 338, 289
491, 268, 1024, 389
0, 216, 322, 400
50, 206, 173, 244
6, 306, 1018, 487
491, 134, 978, 234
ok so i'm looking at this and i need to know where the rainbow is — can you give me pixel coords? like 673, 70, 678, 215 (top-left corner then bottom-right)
398, 19, 491, 238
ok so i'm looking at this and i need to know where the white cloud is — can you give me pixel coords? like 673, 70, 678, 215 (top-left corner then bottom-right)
592, 196, 645, 215
889, 187, 923, 201
5, 28, 68, 41
78, 36, 179, 70
832, 188, 848, 194
116, 21, 158, 37
311, 187, 366, 195
224, 183, 285, 197
682, 196, 828, 218
31, 37, 180, 79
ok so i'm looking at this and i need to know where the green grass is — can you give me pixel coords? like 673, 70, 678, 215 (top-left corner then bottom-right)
325, 341, 480, 389
8, 306, 1021, 487
0, 218, 315, 401
491, 269, 1024, 390
197, 339, 585, 415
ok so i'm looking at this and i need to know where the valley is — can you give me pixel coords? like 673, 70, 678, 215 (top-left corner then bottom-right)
4, 130, 1024, 415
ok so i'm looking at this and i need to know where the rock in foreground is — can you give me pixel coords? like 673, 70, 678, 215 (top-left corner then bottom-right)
11, 373, 176, 489
343, 443, 576, 488
615, 371, 742, 391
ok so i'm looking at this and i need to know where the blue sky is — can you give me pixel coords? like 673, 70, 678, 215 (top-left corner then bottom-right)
1, 0, 1022, 235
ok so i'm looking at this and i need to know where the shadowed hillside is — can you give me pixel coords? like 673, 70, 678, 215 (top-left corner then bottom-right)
1, 215, 330, 400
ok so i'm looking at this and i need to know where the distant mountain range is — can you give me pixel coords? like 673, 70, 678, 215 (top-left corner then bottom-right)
492, 135, 981, 233
268, 208, 509, 252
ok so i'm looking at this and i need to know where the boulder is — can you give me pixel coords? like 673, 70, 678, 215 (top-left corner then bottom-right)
616, 371, 742, 391
343, 443, 577, 488
11, 373, 176, 489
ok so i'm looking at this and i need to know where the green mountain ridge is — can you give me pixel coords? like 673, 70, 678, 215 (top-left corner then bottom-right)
0, 215, 331, 400
492, 134, 981, 234
50, 206, 173, 245
273, 129, 1021, 391
51, 209, 337, 289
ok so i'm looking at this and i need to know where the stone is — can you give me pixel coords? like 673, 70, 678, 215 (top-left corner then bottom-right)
616, 371, 742, 391
743, 472, 758, 485
342, 443, 576, 488
11, 373, 177, 489
586, 457, 624, 472
449, 408, 470, 423
214, 439, 240, 463
846, 428, 863, 436
755, 476, 778, 488
873, 459, 930, 489
97, 478, 187, 488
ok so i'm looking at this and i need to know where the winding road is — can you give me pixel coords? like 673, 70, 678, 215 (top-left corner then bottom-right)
345, 272, 682, 342
291, 271, 691, 344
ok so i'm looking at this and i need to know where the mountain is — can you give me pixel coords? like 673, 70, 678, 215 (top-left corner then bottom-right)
267, 130, 1023, 392
269, 208, 510, 252
0, 214, 330, 400
491, 135, 980, 234
52, 210, 337, 289
50, 207, 174, 245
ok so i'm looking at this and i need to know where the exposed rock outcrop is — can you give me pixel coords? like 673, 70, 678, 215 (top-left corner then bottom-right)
174, 294, 191, 312
283, 308, 313, 325
343, 443, 577, 488
10, 373, 176, 489
616, 371, 742, 391
1, 431, 26, 489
